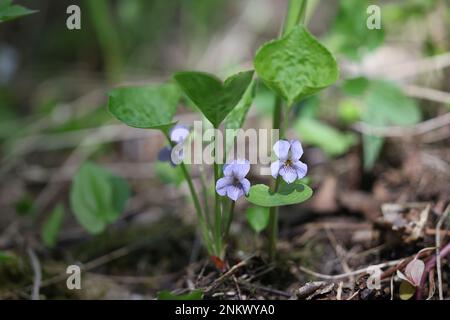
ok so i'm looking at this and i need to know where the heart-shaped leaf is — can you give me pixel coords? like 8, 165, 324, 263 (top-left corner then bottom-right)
224, 79, 256, 152
247, 182, 313, 207
108, 83, 180, 131
361, 80, 421, 170
174, 70, 254, 127
246, 206, 270, 233
294, 117, 357, 157
70, 162, 130, 234
254, 25, 339, 106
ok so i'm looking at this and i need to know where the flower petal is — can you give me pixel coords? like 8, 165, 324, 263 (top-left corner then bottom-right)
216, 177, 233, 196
170, 125, 190, 144
240, 178, 251, 195
292, 160, 308, 179
405, 259, 425, 286
270, 160, 281, 178
226, 185, 244, 201
157, 146, 172, 162
223, 159, 250, 179
289, 139, 304, 160
273, 140, 290, 160
170, 143, 185, 165
279, 165, 297, 184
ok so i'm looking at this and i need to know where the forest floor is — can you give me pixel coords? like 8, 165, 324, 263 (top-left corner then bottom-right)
1, 122, 449, 300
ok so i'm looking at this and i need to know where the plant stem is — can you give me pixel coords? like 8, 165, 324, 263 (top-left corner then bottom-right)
164, 133, 213, 254
84, 0, 122, 83
268, 97, 283, 261
179, 161, 213, 255
267, 0, 309, 261
283, 0, 308, 34
213, 127, 223, 257
224, 200, 235, 240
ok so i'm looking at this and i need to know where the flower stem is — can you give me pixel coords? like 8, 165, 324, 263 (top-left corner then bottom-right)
268, 96, 283, 261
213, 127, 223, 258
283, 0, 308, 34
164, 133, 213, 254
224, 200, 235, 240
267, 0, 308, 261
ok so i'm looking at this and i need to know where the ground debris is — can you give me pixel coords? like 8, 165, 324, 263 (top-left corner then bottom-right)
296, 281, 335, 300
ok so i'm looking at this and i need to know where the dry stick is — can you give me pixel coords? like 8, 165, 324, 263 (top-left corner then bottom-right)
402, 84, 450, 105
435, 205, 450, 300
325, 227, 354, 285
379, 52, 450, 80
204, 256, 253, 293
37, 243, 141, 289
237, 280, 292, 298
26, 247, 42, 300
297, 259, 403, 281
352, 112, 450, 138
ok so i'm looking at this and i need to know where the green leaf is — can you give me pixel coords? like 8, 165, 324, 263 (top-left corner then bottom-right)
108, 83, 180, 131
362, 80, 421, 170
224, 79, 256, 130
0, 251, 15, 263
399, 281, 416, 300
342, 77, 370, 97
363, 135, 384, 171
294, 117, 357, 157
70, 162, 130, 234
157, 289, 203, 300
338, 98, 362, 124
224, 79, 256, 152
254, 25, 338, 106
109, 175, 131, 223
0, 0, 37, 23
246, 206, 270, 233
247, 183, 313, 207
174, 70, 254, 127
330, 0, 384, 60
41, 204, 64, 248
154, 161, 185, 186
14, 194, 35, 217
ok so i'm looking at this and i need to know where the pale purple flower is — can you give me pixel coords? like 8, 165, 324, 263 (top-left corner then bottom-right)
158, 124, 190, 166
270, 139, 308, 184
397, 259, 425, 287
216, 159, 251, 201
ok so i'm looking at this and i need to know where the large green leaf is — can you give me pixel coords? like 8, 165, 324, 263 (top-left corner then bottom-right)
41, 204, 64, 248
295, 117, 357, 157
108, 83, 180, 131
0, 0, 37, 23
224, 79, 256, 152
362, 80, 421, 170
246, 206, 270, 233
329, 0, 385, 61
247, 183, 313, 207
70, 162, 130, 234
174, 70, 254, 127
254, 25, 339, 106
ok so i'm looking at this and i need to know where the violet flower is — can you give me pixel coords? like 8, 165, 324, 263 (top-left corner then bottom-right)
270, 139, 307, 184
216, 160, 251, 201
397, 258, 425, 287
158, 124, 190, 166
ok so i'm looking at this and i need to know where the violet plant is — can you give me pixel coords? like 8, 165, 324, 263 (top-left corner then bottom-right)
107, 0, 338, 263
